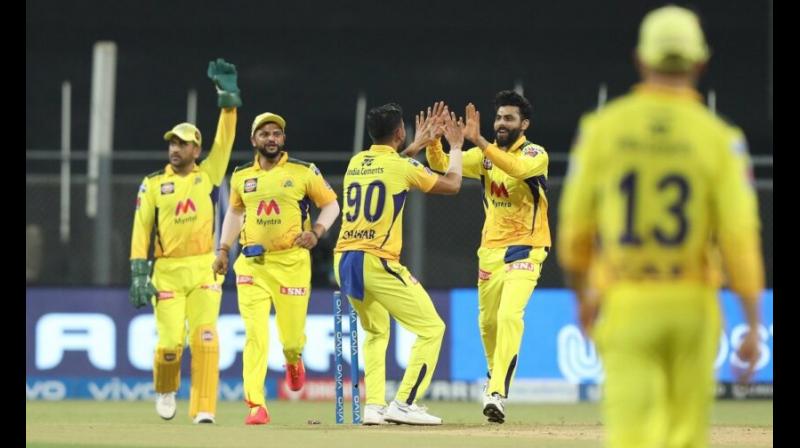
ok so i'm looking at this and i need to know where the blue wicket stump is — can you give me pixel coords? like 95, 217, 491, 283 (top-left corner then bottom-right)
333, 291, 361, 424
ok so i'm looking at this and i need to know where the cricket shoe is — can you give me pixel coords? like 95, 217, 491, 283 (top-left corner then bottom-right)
245, 405, 270, 425
193, 412, 215, 424
285, 357, 306, 391
155, 392, 176, 420
482, 393, 505, 424
362, 404, 388, 425
384, 400, 442, 426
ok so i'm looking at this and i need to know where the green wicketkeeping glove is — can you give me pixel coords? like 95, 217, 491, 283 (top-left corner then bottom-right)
129, 259, 157, 309
207, 58, 242, 108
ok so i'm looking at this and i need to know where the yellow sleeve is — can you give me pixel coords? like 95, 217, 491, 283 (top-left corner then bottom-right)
557, 120, 599, 274
404, 157, 439, 193
199, 108, 237, 186
424, 139, 483, 179
306, 164, 338, 207
229, 173, 245, 210
484, 144, 548, 179
130, 176, 157, 259
713, 128, 765, 302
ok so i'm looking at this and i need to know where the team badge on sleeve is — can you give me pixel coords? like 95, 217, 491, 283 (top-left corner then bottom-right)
522, 145, 541, 158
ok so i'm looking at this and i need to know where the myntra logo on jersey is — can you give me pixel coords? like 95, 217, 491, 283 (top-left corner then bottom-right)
256, 200, 281, 226
490, 181, 509, 198
175, 199, 196, 215
174, 199, 198, 224
30, 313, 417, 374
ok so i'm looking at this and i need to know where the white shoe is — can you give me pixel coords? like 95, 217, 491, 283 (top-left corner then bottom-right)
482, 393, 505, 424
362, 404, 388, 425
193, 412, 215, 424
155, 392, 176, 420
384, 400, 442, 426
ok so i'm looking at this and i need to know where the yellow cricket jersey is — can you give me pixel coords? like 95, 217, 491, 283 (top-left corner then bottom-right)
558, 83, 764, 300
130, 108, 236, 259
229, 152, 337, 252
427, 135, 551, 249
334, 144, 439, 260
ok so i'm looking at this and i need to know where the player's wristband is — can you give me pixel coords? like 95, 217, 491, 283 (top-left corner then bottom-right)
218, 244, 231, 253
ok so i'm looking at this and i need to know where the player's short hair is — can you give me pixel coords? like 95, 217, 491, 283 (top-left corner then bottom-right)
494, 90, 532, 121
367, 103, 404, 142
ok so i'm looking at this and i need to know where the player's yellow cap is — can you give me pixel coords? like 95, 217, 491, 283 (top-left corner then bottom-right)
163, 122, 202, 146
637, 5, 709, 72
251, 112, 286, 137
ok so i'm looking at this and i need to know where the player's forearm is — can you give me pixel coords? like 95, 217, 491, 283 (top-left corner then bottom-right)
564, 268, 590, 302
484, 145, 548, 179
429, 148, 463, 195
218, 206, 244, 250
314, 200, 341, 238
204, 108, 238, 185
425, 139, 450, 172
401, 140, 425, 158
719, 234, 765, 314
129, 215, 154, 259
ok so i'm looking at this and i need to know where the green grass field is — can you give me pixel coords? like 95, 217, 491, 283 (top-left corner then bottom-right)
26, 400, 772, 448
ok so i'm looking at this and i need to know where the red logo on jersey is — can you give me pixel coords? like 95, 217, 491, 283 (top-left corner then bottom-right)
237, 275, 254, 285
280, 286, 308, 296
490, 181, 509, 198
478, 269, 492, 281
257, 200, 281, 216
157, 291, 175, 300
175, 199, 196, 215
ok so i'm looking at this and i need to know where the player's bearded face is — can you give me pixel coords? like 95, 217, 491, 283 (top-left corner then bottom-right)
494, 106, 526, 148
252, 124, 286, 160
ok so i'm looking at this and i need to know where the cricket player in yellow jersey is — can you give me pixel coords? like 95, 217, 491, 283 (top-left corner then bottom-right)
424, 91, 550, 423
212, 112, 340, 425
334, 103, 463, 426
558, 6, 765, 447
128, 58, 240, 424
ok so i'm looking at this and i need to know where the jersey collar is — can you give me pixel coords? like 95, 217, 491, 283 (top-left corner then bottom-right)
368, 144, 397, 154
254, 151, 288, 170
634, 82, 703, 102
164, 163, 200, 176
497, 134, 528, 153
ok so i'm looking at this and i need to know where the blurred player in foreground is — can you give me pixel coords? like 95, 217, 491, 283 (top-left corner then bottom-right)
558, 6, 764, 447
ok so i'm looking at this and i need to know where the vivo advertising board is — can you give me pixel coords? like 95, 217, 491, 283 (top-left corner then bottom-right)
27, 288, 772, 400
